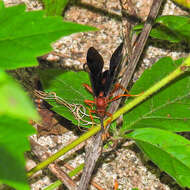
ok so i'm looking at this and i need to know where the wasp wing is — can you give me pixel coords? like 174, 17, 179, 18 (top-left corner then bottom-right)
104, 42, 123, 96
86, 47, 104, 97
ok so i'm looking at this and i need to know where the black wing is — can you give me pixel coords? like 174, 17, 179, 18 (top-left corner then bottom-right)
104, 42, 123, 96
86, 47, 104, 97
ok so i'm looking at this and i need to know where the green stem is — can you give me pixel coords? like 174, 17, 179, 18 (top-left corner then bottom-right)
105, 56, 190, 125
27, 126, 100, 177
43, 164, 84, 190
28, 56, 190, 178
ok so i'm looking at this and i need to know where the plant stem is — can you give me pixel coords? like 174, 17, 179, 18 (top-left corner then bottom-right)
28, 55, 190, 177
43, 164, 84, 190
105, 55, 190, 125
27, 126, 100, 177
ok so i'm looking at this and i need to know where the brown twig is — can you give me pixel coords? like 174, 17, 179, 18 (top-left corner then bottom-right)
119, 0, 139, 62
77, 120, 104, 190
29, 138, 77, 190
64, 163, 105, 190
77, 1, 164, 190
108, 0, 164, 117
49, 164, 77, 190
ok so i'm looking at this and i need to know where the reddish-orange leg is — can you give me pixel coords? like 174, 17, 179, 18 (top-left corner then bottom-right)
83, 83, 98, 125
114, 179, 119, 190
83, 83, 142, 131
105, 83, 141, 125
107, 83, 142, 104
84, 99, 96, 124
83, 83, 93, 94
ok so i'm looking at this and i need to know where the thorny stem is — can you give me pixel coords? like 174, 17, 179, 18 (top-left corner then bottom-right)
27, 55, 190, 177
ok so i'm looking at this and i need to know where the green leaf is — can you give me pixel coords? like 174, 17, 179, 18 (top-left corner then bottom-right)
172, 0, 190, 9
155, 16, 190, 43
125, 128, 190, 187
0, 115, 36, 190
150, 25, 181, 43
133, 16, 190, 43
0, 1, 97, 70
39, 69, 98, 126
0, 70, 39, 120
43, 0, 70, 16
122, 57, 190, 132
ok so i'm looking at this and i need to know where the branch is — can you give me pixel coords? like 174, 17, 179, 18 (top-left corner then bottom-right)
108, 0, 164, 116
77, 120, 104, 190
